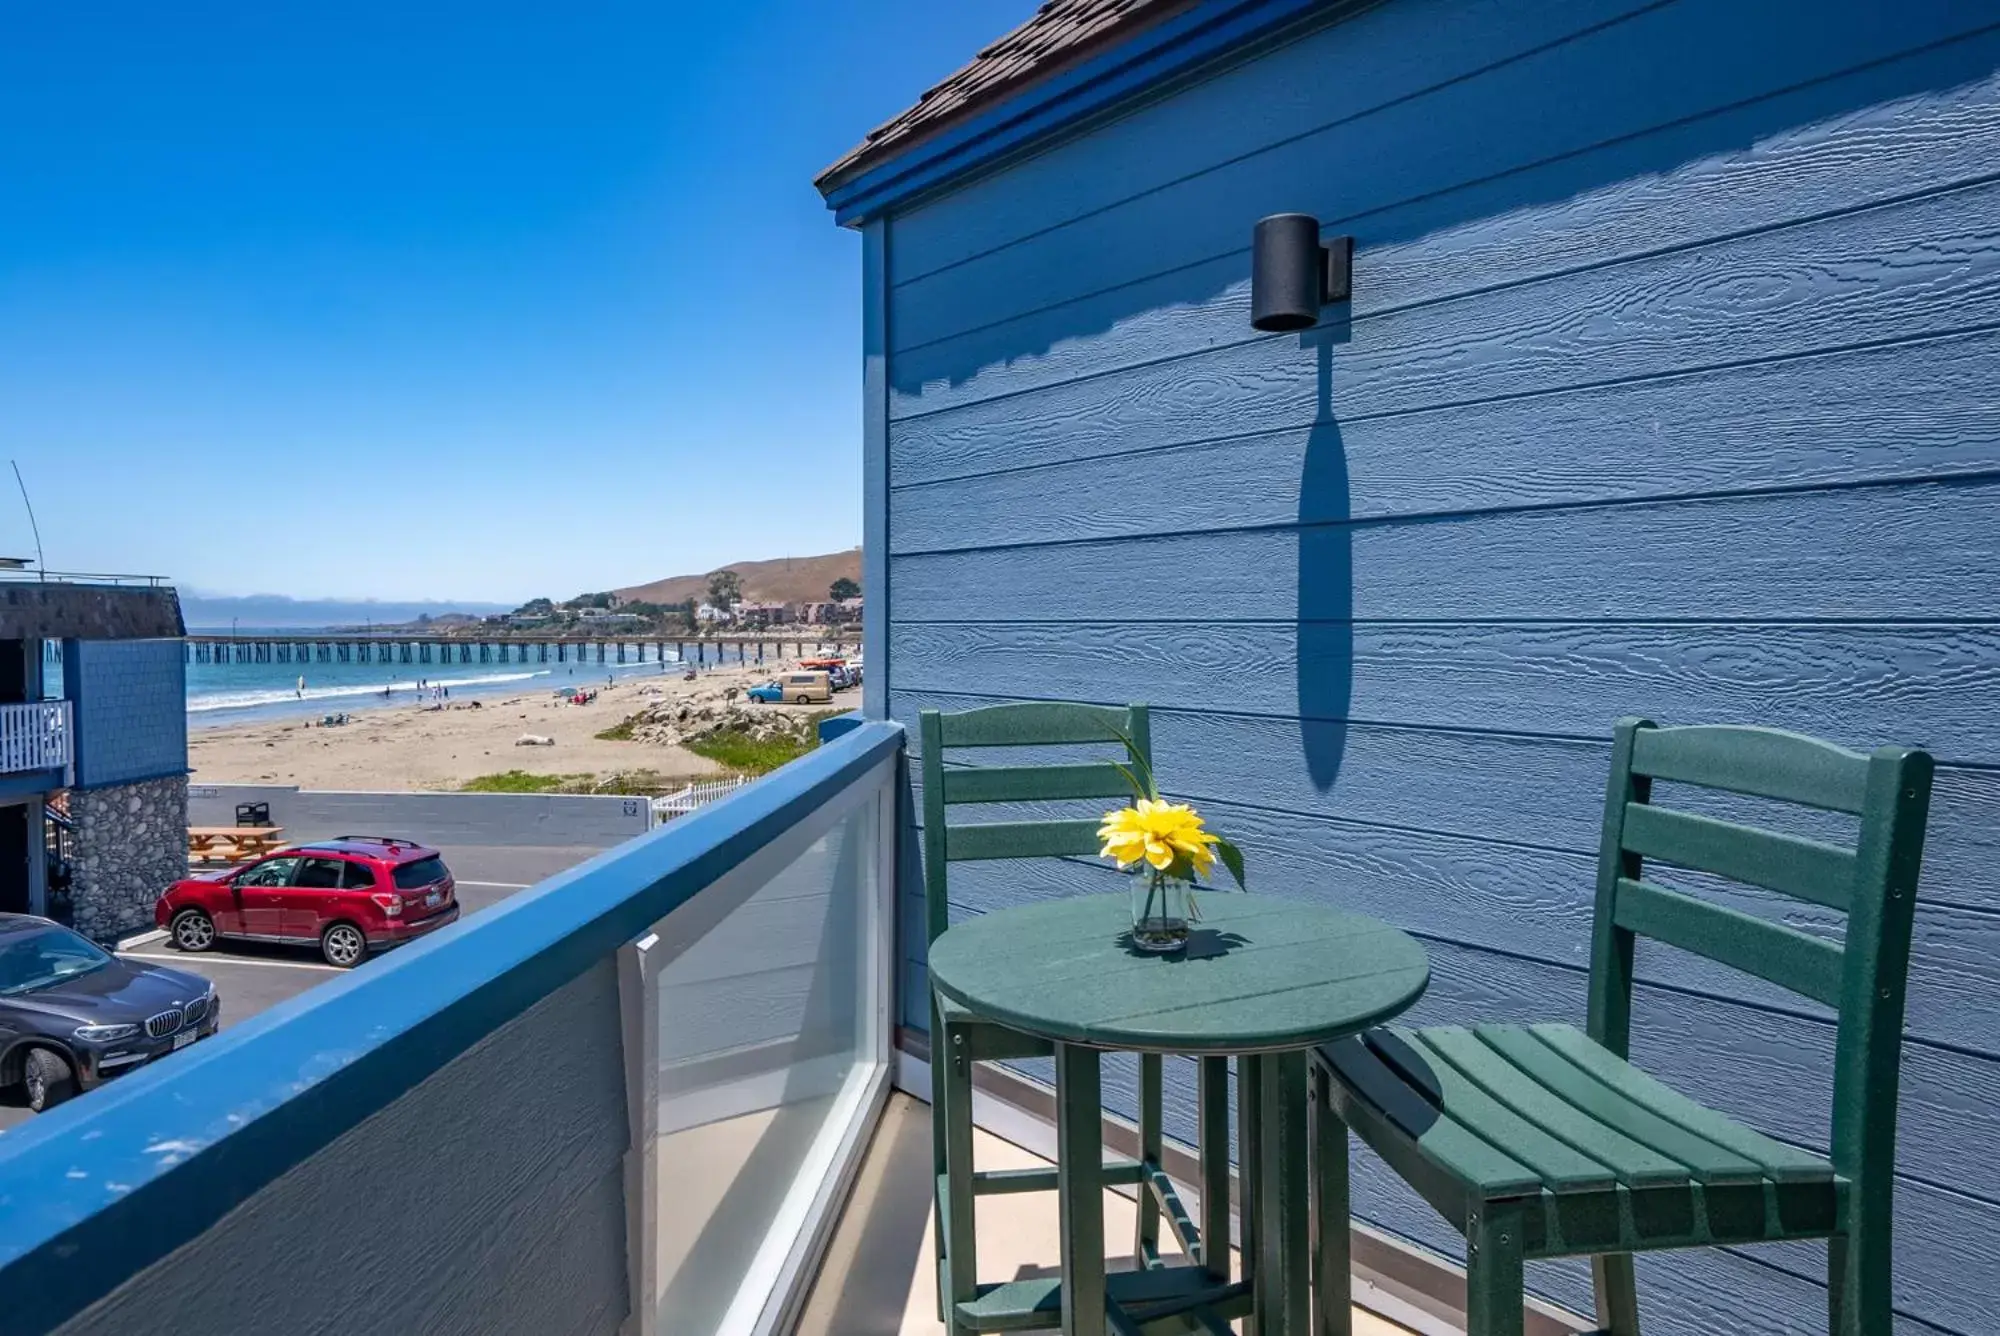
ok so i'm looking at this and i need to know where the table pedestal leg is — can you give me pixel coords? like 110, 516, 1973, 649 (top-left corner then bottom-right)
1056, 1042, 1107, 1336
1312, 1060, 1352, 1336
1259, 1052, 1311, 1335
1198, 1056, 1232, 1282
1238, 1055, 1263, 1336
1135, 1052, 1162, 1267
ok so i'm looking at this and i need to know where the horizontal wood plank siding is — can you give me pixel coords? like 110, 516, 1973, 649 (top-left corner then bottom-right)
56, 964, 631, 1336
878, 1, 2000, 1330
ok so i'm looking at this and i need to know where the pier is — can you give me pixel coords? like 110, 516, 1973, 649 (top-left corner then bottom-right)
182, 635, 852, 667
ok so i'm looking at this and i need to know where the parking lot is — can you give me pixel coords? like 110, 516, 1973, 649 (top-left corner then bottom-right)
0, 842, 612, 1131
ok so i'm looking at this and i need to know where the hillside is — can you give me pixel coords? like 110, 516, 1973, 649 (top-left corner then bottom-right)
614, 548, 860, 608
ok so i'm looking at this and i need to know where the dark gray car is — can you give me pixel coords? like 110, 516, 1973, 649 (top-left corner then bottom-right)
0, 915, 219, 1112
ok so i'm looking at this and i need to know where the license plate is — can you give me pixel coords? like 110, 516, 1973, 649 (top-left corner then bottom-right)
172, 1029, 197, 1051
425, 891, 442, 907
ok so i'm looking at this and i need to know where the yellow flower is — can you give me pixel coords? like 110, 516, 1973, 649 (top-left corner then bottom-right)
1098, 798, 1220, 878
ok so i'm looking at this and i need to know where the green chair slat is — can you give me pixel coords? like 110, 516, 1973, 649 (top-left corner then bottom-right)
934, 700, 1136, 747
973, 1160, 1147, 1197
1473, 1026, 1766, 1185
944, 819, 1106, 862
1628, 723, 1872, 814
1320, 1035, 1543, 1198
942, 761, 1136, 804
1619, 802, 1856, 910
1366, 1029, 1619, 1192
1528, 1024, 1833, 1184
1411, 1027, 1691, 1188
1613, 877, 1845, 1010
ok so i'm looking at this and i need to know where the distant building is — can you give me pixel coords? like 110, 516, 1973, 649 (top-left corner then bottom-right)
576, 607, 646, 626
734, 601, 795, 628
695, 603, 733, 625
2, 576, 188, 942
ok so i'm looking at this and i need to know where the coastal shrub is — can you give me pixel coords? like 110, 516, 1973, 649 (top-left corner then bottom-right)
594, 716, 638, 742
683, 709, 843, 776
460, 771, 587, 793
459, 769, 685, 797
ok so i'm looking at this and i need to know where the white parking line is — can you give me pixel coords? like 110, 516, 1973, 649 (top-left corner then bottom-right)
121, 952, 340, 973
453, 880, 530, 889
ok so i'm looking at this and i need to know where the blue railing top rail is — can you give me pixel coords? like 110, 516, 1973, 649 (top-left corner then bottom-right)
0, 718, 904, 1335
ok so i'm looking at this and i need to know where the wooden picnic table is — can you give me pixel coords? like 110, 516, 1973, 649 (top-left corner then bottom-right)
187, 827, 287, 863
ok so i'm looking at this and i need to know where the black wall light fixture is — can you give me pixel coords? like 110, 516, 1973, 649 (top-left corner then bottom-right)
1250, 214, 1353, 331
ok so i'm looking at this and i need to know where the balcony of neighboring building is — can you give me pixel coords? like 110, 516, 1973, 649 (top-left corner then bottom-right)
0, 699, 73, 777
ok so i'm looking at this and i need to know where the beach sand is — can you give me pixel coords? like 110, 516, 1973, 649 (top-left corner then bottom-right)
189, 664, 779, 791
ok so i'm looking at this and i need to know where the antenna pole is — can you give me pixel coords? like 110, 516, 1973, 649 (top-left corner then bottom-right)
11, 461, 45, 579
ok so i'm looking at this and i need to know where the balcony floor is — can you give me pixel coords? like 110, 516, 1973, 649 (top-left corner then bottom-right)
797, 1093, 1415, 1335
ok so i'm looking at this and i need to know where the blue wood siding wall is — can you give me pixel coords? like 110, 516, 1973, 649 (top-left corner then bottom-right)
876, 1, 2000, 1331
63, 638, 188, 789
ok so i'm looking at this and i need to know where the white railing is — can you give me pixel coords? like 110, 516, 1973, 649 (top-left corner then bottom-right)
652, 775, 751, 821
0, 700, 71, 773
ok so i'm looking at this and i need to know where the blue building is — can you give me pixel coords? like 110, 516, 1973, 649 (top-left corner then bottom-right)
815, 2, 2000, 1332
0, 575, 188, 941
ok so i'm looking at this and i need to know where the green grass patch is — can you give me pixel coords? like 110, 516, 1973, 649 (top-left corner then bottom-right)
594, 716, 638, 742
682, 710, 845, 777
460, 769, 687, 797
459, 770, 590, 794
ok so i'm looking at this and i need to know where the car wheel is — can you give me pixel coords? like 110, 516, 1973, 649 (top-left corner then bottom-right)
321, 922, 368, 969
794, 694, 808, 705
23, 1048, 75, 1113
171, 908, 216, 953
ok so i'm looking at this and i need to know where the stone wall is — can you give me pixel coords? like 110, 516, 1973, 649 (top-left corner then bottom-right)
68, 775, 187, 943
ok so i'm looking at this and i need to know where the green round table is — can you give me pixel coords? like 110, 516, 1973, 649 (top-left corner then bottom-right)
928, 892, 1429, 1336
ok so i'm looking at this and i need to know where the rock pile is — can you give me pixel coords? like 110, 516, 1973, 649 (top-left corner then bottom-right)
617, 688, 818, 750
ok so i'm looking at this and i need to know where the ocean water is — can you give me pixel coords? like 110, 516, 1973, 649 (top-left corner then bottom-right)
181, 647, 686, 727
42, 633, 837, 728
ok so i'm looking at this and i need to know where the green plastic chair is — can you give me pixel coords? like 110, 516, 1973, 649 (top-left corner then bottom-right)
921, 702, 1226, 1334
1312, 719, 1933, 1336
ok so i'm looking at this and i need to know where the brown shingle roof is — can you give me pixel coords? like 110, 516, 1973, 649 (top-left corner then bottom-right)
816, 0, 1198, 193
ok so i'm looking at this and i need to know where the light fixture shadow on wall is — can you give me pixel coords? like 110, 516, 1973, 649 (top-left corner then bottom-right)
1250, 214, 1353, 331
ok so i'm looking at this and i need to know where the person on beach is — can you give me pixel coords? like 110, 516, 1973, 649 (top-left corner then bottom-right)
296, 675, 305, 698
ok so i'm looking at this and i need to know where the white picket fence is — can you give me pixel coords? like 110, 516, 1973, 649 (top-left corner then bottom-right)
650, 775, 751, 822
0, 700, 71, 775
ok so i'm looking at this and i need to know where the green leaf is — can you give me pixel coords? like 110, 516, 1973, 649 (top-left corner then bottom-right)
1104, 723, 1160, 799
1110, 761, 1149, 803
1213, 836, 1247, 891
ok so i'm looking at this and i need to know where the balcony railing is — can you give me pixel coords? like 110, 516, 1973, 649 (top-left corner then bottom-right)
0, 718, 902, 1336
0, 700, 71, 775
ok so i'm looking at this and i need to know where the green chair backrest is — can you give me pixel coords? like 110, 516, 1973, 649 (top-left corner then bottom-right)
918, 702, 1152, 949
1588, 717, 1934, 1203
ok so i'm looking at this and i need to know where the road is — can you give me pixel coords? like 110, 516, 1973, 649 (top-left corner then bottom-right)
0, 842, 612, 1131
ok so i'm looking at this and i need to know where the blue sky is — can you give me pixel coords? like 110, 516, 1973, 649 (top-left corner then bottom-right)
0, 1, 1036, 603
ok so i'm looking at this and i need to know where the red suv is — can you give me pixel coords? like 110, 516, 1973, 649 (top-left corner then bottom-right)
156, 837, 460, 968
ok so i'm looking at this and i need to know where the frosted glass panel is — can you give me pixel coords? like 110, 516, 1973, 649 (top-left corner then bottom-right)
645, 791, 882, 1335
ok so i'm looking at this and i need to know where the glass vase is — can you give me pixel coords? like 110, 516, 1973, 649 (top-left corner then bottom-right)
1130, 873, 1194, 953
